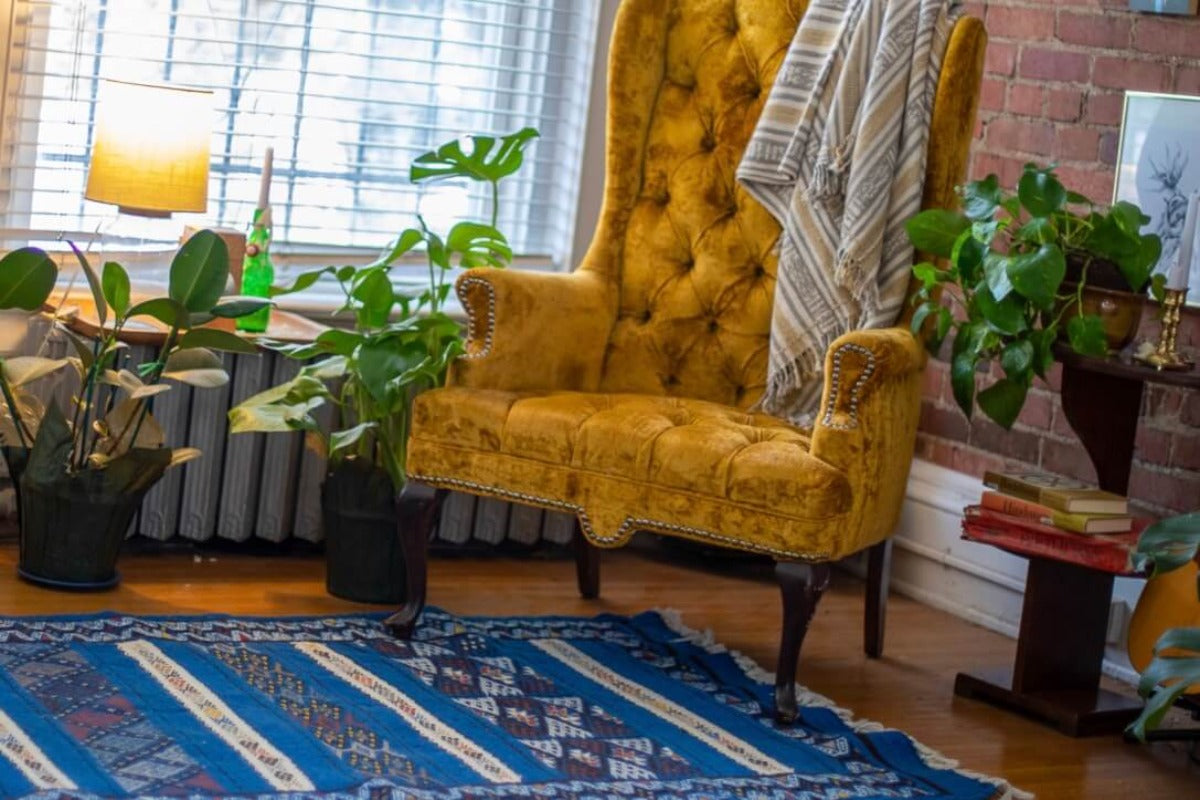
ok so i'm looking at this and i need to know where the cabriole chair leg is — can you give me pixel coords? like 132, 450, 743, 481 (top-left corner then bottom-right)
774, 560, 831, 724
864, 538, 893, 658
384, 482, 446, 639
573, 518, 601, 599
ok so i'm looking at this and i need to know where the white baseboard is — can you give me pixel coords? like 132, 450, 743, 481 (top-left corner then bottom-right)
892, 459, 1142, 686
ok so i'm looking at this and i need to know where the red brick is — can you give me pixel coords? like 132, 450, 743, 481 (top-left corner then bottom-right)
1128, 465, 1200, 515
1057, 12, 1131, 50
988, 5, 1056, 41
1052, 166, 1113, 205
1015, 389, 1054, 431
1133, 18, 1200, 59
1178, 66, 1200, 96
1007, 83, 1044, 116
1144, 385, 1184, 419
1054, 127, 1100, 163
1020, 48, 1091, 83
1098, 130, 1119, 166
1135, 427, 1173, 467
1084, 91, 1126, 126
1041, 436, 1098, 484
985, 41, 1018, 77
969, 419, 1042, 463
1184, 393, 1200, 428
1093, 57, 1170, 92
1052, 402, 1077, 439
1046, 88, 1085, 122
1172, 435, 1200, 472
979, 77, 1006, 113
949, 444, 1016, 481
986, 117, 1055, 156
920, 401, 970, 443
970, 152, 1026, 190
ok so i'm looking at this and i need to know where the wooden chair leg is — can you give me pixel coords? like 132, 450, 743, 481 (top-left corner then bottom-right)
864, 538, 893, 659
384, 482, 446, 639
774, 560, 831, 724
573, 518, 600, 599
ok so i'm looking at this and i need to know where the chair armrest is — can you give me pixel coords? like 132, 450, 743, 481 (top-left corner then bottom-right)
449, 267, 616, 392
808, 327, 927, 548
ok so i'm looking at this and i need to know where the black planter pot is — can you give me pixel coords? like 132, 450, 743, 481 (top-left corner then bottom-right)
322, 458, 405, 603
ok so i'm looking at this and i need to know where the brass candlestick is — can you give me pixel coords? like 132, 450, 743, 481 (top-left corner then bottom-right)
1136, 287, 1194, 371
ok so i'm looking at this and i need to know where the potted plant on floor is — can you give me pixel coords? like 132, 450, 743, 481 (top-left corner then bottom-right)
228, 127, 538, 603
904, 163, 1165, 429
0, 231, 268, 587
1126, 512, 1200, 744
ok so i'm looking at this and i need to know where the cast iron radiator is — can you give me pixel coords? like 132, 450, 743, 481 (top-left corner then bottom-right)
15, 324, 572, 546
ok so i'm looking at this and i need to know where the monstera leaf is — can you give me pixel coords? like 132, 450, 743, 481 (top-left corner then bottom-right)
410, 127, 539, 184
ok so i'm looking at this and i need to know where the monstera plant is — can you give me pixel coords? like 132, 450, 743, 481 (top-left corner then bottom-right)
0, 231, 267, 588
906, 163, 1164, 429
228, 127, 538, 603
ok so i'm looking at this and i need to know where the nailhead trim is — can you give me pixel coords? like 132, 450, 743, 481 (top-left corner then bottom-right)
457, 277, 496, 359
409, 472, 832, 561
820, 343, 876, 431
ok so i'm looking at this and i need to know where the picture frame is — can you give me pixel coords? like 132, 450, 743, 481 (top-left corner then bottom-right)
1128, 0, 1199, 14
1114, 90, 1200, 303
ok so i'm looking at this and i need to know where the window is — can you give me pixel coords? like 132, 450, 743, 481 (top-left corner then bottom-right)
0, 0, 598, 269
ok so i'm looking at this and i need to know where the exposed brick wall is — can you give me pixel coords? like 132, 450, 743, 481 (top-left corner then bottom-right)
917, 1, 1200, 516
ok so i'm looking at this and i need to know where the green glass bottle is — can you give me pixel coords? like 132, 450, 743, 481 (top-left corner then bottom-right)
237, 207, 273, 332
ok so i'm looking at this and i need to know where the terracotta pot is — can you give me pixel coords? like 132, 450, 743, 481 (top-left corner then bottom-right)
1058, 282, 1145, 351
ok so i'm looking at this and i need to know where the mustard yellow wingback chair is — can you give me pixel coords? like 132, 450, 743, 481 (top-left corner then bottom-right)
387, 0, 987, 722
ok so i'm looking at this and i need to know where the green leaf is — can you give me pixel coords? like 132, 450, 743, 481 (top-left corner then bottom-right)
1, 356, 74, 387
0, 247, 58, 311
951, 230, 985, 285
905, 209, 970, 259
1000, 339, 1035, 383
314, 328, 362, 356
446, 222, 512, 268
352, 268, 395, 328
126, 297, 188, 328
912, 262, 949, 290
1015, 217, 1057, 245
1132, 513, 1200, 576
1017, 166, 1066, 216
977, 378, 1028, 430
358, 337, 426, 404
101, 261, 131, 318
950, 351, 977, 419
176, 328, 259, 355
975, 283, 1028, 336
169, 230, 230, 312
1127, 628, 1200, 741
1006, 243, 1066, 310
269, 267, 333, 297
910, 301, 936, 339
1028, 326, 1057, 379
983, 252, 1014, 301
1116, 233, 1162, 293
1065, 190, 1093, 206
329, 422, 377, 456
410, 127, 540, 184
962, 174, 1001, 221
369, 228, 425, 268
1150, 272, 1167, 304
68, 241, 107, 326
162, 347, 229, 388
1067, 313, 1108, 357
211, 297, 272, 318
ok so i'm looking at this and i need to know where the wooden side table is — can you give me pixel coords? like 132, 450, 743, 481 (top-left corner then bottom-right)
954, 348, 1200, 737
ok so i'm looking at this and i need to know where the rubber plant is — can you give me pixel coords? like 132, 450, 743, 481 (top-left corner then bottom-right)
905, 163, 1165, 429
227, 127, 538, 490
1127, 513, 1200, 742
0, 231, 268, 586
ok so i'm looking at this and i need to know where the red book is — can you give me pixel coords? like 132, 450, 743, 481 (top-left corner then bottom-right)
962, 505, 1147, 576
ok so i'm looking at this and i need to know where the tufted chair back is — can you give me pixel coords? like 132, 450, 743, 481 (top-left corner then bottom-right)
585, 0, 800, 410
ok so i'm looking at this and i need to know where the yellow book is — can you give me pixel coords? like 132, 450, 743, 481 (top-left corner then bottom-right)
981, 471, 1128, 515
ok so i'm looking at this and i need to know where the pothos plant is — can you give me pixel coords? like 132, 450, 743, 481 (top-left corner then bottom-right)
0, 231, 268, 491
905, 163, 1165, 429
228, 127, 539, 491
1127, 513, 1200, 742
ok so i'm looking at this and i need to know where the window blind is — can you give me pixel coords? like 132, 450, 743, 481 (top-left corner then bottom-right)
0, 0, 598, 267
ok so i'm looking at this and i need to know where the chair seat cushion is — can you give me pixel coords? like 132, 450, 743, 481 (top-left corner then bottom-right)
408, 388, 854, 557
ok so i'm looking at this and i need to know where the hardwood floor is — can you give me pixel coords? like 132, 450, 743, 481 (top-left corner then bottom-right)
0, 540, 1195, 798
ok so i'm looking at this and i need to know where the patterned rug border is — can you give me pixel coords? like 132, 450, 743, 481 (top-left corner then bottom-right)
0, 607, 1032, 800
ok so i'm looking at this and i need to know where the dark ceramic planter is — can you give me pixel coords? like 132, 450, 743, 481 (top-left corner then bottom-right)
322, 458, 405, 604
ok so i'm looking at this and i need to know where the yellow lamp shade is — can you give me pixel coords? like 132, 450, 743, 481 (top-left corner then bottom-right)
85, 80, 213, 217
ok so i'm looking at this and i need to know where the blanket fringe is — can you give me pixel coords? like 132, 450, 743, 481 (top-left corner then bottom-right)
756, 348, 824, 426
653, 608, 1035, 800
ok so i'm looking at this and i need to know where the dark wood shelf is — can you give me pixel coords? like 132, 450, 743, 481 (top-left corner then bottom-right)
1052, 343, 1200, 390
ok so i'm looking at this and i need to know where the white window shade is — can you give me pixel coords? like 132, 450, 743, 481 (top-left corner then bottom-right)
0, 0, 598, 267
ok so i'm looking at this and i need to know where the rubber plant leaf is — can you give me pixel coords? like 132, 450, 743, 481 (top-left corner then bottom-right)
1, 356, 75, 387
169, 230, 230, 313
101, 261, 131, 318
23, 400, 73, 487
0, 247, 58, 311
176, 328, 259, 355
127, 298, 189, 328
161, 347, 229, 388
211, 297, 272, 318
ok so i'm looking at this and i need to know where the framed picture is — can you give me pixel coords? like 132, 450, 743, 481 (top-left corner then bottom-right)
1114, 90, 1200, 303
1128, 0, 1199, 14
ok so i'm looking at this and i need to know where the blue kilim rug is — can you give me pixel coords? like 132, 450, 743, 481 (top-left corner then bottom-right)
0, 609, 1024, 800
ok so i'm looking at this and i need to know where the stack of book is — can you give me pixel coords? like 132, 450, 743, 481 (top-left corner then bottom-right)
962, 471, 1147, 575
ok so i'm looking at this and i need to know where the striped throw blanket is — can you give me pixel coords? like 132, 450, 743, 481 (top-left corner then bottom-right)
738, 0, 960, 423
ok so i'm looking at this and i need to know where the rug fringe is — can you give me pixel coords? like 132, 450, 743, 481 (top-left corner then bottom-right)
653, 608, 1035, 800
